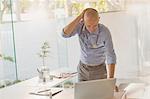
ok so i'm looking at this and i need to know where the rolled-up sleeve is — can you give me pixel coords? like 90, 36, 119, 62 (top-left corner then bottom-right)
61, 29, 71, 38
104, 27, 116, 64
61, 22, 83, 38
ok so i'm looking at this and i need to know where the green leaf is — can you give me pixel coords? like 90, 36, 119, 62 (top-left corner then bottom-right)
0, 54, 14, 62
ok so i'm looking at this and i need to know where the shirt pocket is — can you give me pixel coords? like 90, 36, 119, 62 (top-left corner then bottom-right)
96, 41, 105, 49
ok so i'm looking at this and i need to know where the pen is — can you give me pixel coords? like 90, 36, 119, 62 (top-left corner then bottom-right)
29, 92, 49, 96
37, 88, 51, 93
30, 90, 63, 96
52, 90, 63, 96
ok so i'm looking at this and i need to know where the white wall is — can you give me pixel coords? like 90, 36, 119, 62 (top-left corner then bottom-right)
127, 4, 150, 76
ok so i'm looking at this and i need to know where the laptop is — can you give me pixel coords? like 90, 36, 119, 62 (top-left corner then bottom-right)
74, 78, 116, 99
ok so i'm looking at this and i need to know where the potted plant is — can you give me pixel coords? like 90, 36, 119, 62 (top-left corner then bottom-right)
37, 41, 50, 67
37, 41, 52, 82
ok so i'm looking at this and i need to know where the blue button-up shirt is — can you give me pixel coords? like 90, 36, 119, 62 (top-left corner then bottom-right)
62, 22, 116, 65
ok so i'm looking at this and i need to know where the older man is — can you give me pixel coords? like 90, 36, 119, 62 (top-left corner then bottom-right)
62, 8, 116, 82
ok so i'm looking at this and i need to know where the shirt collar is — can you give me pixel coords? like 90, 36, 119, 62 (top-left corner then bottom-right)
82, 24, 99, 35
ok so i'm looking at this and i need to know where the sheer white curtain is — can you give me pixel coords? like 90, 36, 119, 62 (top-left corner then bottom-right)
127, 2, 150, 76
136, 5, 150, 75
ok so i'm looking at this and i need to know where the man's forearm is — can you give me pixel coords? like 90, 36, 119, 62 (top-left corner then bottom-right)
107, 64, 115, 78
63, 14, 82, 36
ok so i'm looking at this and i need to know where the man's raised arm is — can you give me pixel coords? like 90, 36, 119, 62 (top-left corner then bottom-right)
63, 10, 86, 36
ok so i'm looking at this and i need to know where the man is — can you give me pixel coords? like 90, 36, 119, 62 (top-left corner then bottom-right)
62, 8, 116, 83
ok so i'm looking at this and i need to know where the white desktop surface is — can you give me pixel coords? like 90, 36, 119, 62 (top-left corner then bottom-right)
1, 75, 149, 99
0, 86, 125, 99
0, 77, 72, 99
0, 76, 126, 99
0, 68, 77, 99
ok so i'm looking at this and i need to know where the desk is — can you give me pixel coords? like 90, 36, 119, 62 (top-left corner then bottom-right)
2, 82, 150, 99
0, 86, 125, 99
0, 68, 77, 99
0, 75, 125, 99
1, 74, 149, 99
1, 66, 149, 99
0, 77, 76, 99
0, 70, 126, 99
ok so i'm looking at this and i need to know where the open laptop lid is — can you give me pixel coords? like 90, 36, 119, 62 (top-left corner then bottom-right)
74, 78, 116, 99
